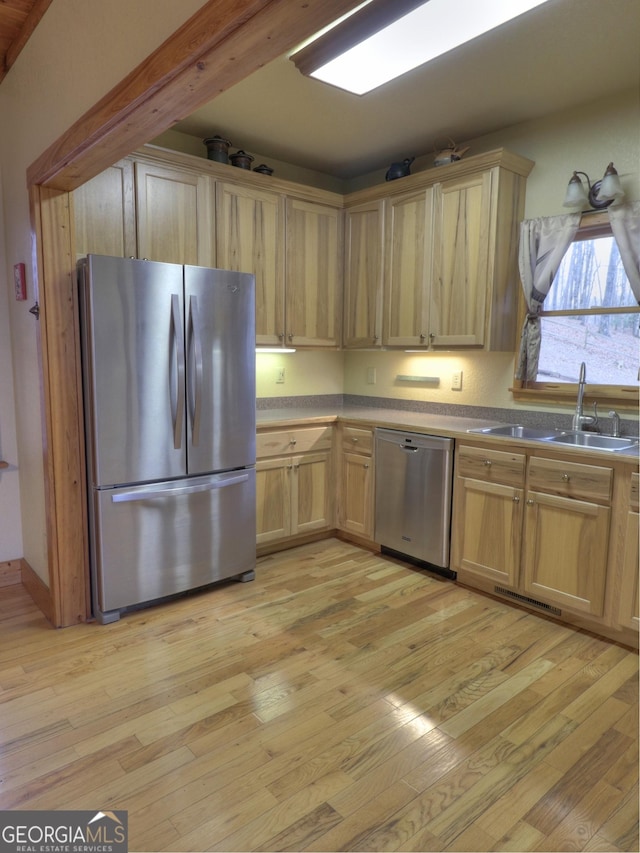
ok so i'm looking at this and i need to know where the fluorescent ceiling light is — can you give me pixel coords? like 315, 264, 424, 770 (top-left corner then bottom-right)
297, 0, 552, 95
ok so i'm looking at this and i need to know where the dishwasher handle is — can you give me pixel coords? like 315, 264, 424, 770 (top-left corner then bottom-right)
399, 444, 420, 452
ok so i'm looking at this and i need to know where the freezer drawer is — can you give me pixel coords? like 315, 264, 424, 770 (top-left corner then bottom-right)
90, 470, 256, 622
375, 429, 453, 569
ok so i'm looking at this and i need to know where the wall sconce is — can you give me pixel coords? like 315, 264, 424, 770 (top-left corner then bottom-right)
562, 162, 625, 210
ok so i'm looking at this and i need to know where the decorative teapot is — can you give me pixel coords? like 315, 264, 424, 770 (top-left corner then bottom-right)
433, 139, 470, 167
385, 157, 415, 181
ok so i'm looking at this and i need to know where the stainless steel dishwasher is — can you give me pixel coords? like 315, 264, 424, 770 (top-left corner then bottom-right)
374, 428, 455, 577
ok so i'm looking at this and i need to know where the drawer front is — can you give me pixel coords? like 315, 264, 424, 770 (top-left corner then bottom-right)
457, 445, 525, 487
528, 455, 612, 503
342, 426, 374, 455
257, 426, 333, 458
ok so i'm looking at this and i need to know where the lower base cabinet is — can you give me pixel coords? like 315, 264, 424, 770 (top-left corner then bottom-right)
618, 472, 639, 630
256, 426, 334, 548
453, 443, 614, 621
337, 425, 375, 540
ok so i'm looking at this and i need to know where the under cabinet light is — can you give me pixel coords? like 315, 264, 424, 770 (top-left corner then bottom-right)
291, 0, 553, 95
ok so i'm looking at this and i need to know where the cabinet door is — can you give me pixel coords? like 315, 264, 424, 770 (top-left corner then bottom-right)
452, 477, 523, 588
523, 491, 610, 616
383, 188, 433, 347
256, 458, 291, 544
343, 200, 384, 348
430, 171, 492, 347
291, 452, 332, 534
73, 159, 136, 260
340, 451, 373, 538
135, 161, 214, 265
618, 510, 639, 630
285, 198, 342, 347
216, 182, 285, 346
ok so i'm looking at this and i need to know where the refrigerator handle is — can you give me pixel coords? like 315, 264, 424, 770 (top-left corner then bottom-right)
188, 294, 204, 447
111, 472, 250, 503
171, 294, 186, 449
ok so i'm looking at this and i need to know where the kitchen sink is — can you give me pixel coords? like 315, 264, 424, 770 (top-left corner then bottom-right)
468, 424, 558, 440
544, 432, 639, 451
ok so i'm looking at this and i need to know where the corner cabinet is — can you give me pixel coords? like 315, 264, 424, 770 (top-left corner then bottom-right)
337, 424, 375, 540
343, 149, 534, 351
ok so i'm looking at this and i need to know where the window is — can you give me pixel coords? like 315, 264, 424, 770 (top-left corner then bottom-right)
537, 233, 639, 386
515, 219, 640, 405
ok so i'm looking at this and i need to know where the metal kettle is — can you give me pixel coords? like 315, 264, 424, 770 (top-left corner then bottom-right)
385, 157, 415, 181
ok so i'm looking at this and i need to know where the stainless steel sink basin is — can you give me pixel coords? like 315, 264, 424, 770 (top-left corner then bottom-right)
544, 432, 639, 451
468, 424, 558, 440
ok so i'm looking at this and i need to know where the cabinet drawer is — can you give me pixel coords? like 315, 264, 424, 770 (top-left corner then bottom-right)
342, 426, 374, 455
457, 445, 525, 487
528, 456, 612, 504
257, 426, 333, 458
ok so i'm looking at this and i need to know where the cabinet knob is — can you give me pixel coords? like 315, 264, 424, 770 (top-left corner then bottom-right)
278, 332, 285, 340
483, 459, 492, 467
289, 438, 297, 445
287, 464, 293, 470
364, 463, 369, 469
430, 332, 435, 341
294, 463, 300, 470
373, 334, 379, 342
288, 332, 294, 340
526, 499, 534, 506
562, 473, 570, 482
352, 437, 359, 443
513, 495, 520, 503
419, 333, 426, 341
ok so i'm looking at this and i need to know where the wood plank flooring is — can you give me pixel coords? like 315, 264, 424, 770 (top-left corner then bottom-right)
0, 539, 637, 852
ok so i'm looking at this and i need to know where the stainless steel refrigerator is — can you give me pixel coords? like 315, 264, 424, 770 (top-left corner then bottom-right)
78, 254, 256, 623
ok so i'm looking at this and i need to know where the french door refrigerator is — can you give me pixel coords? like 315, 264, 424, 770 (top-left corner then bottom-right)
78, 254, 256, 623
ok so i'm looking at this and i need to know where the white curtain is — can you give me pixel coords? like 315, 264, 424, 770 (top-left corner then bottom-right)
515, 212, 581, 381
608, 201, 640, 303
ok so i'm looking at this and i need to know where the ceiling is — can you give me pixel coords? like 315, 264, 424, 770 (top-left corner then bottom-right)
173, 0, 640, 181
0, 0, 52, 83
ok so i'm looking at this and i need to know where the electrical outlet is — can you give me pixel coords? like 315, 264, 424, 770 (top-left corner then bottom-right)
451, 370, 463, 391
366, 367, 376, 385
276, 367, 285, 384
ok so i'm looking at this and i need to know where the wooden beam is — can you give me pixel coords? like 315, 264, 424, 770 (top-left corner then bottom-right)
28, 0, 363, 191
1, 0, 54, 81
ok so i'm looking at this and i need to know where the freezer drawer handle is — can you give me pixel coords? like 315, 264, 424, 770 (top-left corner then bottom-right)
111, 473, 249, 503
188, 294, 204, 447
170, 293, 186, 450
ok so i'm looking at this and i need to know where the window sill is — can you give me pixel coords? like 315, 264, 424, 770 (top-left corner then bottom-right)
511, 384, 640, 412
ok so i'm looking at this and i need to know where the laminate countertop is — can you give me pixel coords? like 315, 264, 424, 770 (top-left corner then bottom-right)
256, 405, 640, 463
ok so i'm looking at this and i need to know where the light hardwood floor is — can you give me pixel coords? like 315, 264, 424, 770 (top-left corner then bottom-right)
0, 539, 637, 852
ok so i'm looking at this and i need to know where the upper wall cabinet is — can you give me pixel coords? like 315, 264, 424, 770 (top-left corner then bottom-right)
135, 160, 215, 266
343, 200, 385, 348
285, 197, 343, 347
73, 159, 136, 260
343, 149, 534, 351
215, 181, 285, 347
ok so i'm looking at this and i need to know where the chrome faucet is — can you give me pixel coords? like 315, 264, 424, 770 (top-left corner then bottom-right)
571, 362, 598, 431
608, 410, 621, 437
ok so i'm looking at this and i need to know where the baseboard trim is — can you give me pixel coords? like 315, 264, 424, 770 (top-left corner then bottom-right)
21, 559, 54, 625
0, 559, 23, 588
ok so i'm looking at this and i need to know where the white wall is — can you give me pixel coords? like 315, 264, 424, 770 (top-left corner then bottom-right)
0, 0, 211, 582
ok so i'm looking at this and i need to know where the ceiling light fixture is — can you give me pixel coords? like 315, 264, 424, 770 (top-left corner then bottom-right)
562, 163, 625, 210
290, 0, 553, 96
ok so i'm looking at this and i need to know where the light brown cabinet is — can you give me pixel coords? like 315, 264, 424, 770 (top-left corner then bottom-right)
453, 443, 614, 619
73, 158, 136, 260
135, 160, 215, 266
338, 425, 374, 539
344, 149, 533, 351
215, 181, 285, 346
285, 197, 342, 347
618, 472, 639, 631
343, 201, 384, 348
256, 425, 334, 549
